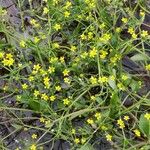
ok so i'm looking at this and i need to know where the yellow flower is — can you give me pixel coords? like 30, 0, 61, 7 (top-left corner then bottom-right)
33, 64, 41, 71
106, 134, 112, 141
140, 10, 145, 17
124, 115, 129, 121
64, 1, 72, 9
63, 69, 70, 76
20, 40, 26, 47
81, 138, 86, 144
64, 11, 70, 18
32, 134, 37, 139
0, 52, 4, 59
128, 27, 134, 34
50, 95, 56, 101
121, 17, 128, 24
29, 76, 34, 82
2, 57, 14, 67
134, 129, 141, 137
70, 45, 77, 51
98, 76, 108, 83
54, 23, 61, 31
87, 118, 94, 125
64, 77, 71, 84
41, 93, 48, 101
52, 43, 60, 48
60, 56, 65, 63
81, 52, 88, 59
90, 76, 97, 84
89, 47, 97, 58
100, 50, 108, 59
146, 64, 150, 71
43, 77, 50, 89
48, 66, 55, 74
34, 37, 40, 43
95, 112, 101, 120
30, 144, 36, 150
116, 27, 121, 33
141, 30, 148, 38
55, 85, 61, 91
71, 129, 76, 134
99, 33, 111, 43
90, 95, 96, 101
121, 74, 128, 80
43, 7, 49, 14
34, 90, 40, 97
40, 117, 45, 123
63, 98, 70, 105
144, 113, 150, 120
22, 83, 28, 90
117, 83, 125, 91
117, 118, 125, 129
74, 138, 80, 144
80, 33, 86, 40
132, 33, 137, 39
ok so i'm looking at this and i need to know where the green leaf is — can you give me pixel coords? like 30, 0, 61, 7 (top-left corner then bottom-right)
109, 91, 120, 118
77, 144, 94, 150
131, 53, 148, 61
139, 114, 150, 138
29, 100, 40, 111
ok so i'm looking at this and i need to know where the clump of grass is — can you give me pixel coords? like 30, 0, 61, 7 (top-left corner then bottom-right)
0, 0, 150, 149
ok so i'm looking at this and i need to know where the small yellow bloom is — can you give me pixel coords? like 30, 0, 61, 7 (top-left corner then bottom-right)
52, 43, 60, 48
29, 76, 34, 82
124, 115, 129, 121
95, 112, 101, 120
64, 11, 70, 18
134, 129, 141, 137
64, 77, 71, 84
100, 50, 108, 59
117, 118, 125, 129
122, 74, 128, 80
90, 95, 96, 101
87, 118, 94, 125
34, 90, 40, 97
146, 64, 150, 71
132, 33, 137, 39
98, 76, 108, 84
22, 83, 28, 90
41, 93, 48, 101
54, 23, 61, 31
60, 56, 65, 63
63, 98, 70, 105
40, 117, 45, 123
121, 17, 128, 24
89, 47, 97, 58
128, 27, 134, 34
34, 37, 40, 43
20, 40, 26, 48
43, 7, 49, 14
32, 134, 37, 139
70, 45, 77, 51
144, 113, 150, 120
63, 69, 70, 76
74, 138, 80, 144
48, 66, 55, 74
117, 83, 125, 91
140, 10, 145, 17
50, 95, 56, 101
0, 52, 4, 59
90, 76, 97, 84
55, 85, 61, 91
81, 138, 86, 144
71, 129, 76, 134
30, 144, 36, 150
141, 30, 148, 38
106, 134, 112, 141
